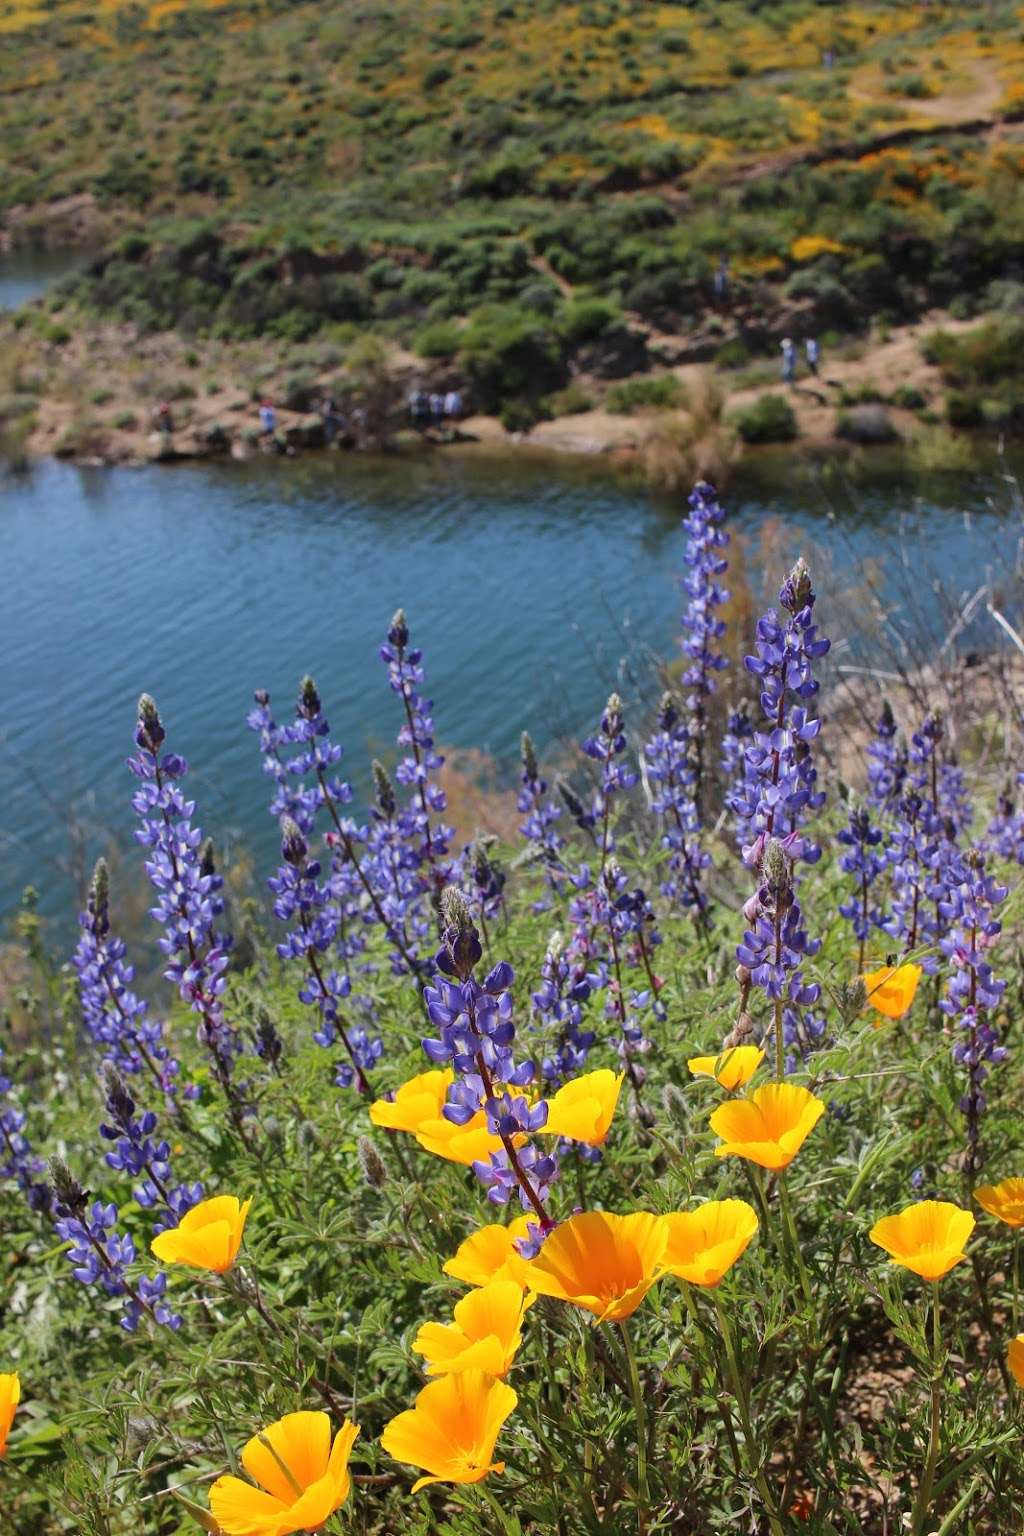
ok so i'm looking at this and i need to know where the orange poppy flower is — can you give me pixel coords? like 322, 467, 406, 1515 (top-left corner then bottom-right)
862, 962, 922, 1021
413, 1281, 534, 1377
687, 1046, 765, 1091
709, 1083, 825, 1171
368, 1069, 453, 1134
974, 1177, 1024, 1228
659, 1200, 759, 1287
413, 1110, 509, 1167
443, 1216, 534, 1288
151, 1194, 252, 1273
541, 1069, 624, 1146
869, 1200, 975, 1280
523, 1210, 666, 1323
209, 1412, 358, 1536
1009, 1335, 1024, 1388
380, 1369, 517, 1493
0, 1372, 19, 1457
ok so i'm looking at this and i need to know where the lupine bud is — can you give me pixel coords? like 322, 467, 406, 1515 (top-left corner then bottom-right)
662, 1082, 689, 1129
520, 730, 538, 784
761, 837, 792, 895
49, 1156, 87, 1214
297, 675, 321, 719
280, 816, 307, 868
779, 556, 813, 615
358, 1136, 387, 1189
199, 837, 217, 880
371, 759, 396, 818
388, 608, 409, 649
135, 693, 165, 754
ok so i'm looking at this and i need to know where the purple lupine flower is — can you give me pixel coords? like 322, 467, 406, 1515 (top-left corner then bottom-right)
246, 688, 318, 833
737, 838, 822, 1074
720, 699, 756, 851
379, 609, 457, 906
49, 1159, 180, 1333
422, 890, 557, 1228
730, 558, 830, 869
360, 758, 429, 976
99, 1069, 202, 1234
269, 816, 382, 1092
0, 1049, 50, 1212
533, 932, 595, 1085
643, 691, 711, 924
938, 849, 1007, 1180
883, 789, 935, 962
866, 700, 907, 817
678, 480, 729, 823
517, 731, 566, 907
983, 779, 1024, 865
128, 696, 244, 1119
837, 802, 887, 971
467, 838, 507, 944
582, 692, 638, 863
73, 859, 188, 1103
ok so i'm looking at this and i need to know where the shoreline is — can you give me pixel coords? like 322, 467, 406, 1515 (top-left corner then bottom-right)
0, 300, 996, 477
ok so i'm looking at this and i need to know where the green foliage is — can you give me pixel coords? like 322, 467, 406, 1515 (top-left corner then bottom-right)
460, 304, 567, 410
732, 392, 797, 443
605, 375, 682, 413
414, 320, 461, 359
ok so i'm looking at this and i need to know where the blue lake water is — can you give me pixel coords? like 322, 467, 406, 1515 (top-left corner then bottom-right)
2, 447, 1021, 937
0, 248, 83, 311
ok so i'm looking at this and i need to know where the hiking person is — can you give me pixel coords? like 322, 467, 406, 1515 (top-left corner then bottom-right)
713, 257, 730, 304
781, 338, 796, 385
258, 399, 277, 439
444, 388, 462, 421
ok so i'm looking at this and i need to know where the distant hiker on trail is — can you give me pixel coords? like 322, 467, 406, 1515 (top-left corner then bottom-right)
409, 387, 430, 430
444, 388, 462, 421
258, 399, 277, 439
781, 338, 796, 385
805, 337, 820, 376
429, 392, 444, 426
713, 257, 730, 304
152, 401, 174, 435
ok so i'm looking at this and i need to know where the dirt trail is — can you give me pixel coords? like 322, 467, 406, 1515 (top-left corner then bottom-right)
848, 55, 1002, 126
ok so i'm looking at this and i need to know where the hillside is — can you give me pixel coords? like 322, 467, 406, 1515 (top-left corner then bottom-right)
4, 0, 1024, 451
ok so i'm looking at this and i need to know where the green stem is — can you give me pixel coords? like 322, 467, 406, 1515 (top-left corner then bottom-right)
910, 1284, 942, 1536
778, 1174, 814, 1310
1014, 1233, 1020, 1334
618, 1320, 650, 1523
773, 994, 784, 1082
712, 1296, 785, 1536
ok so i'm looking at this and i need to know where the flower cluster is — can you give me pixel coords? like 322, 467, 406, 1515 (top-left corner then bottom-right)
836, 802, 887, 968
379, 609, 456, 905
50, 1159, 180, 1333
99, 1070, 202, 1234
730, 558, 830, 868
938, 849, 1008, 1179
516, 731, 565, 906
983, 778, 1024, 866
0, 1048, 49, 1212
737, 838, 822, 1072
128, 695, 242, 1103
677, 480, 730, 824
866, 700, 907, 817
73, 858, 186, 1102
269, 816, 382, 1092
533, 932, 595, 1084
422, 890, 556, 1222
643, 692, 711, 923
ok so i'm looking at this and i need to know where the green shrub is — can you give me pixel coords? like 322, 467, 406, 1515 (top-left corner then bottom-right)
546, 381, 594, 417
560, 298, 622, 346
415, 320, 460, 358
946, 390, 983, 429
732, 393, 798, 443
606, 375, 682, 413
460, 305, 566, 410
